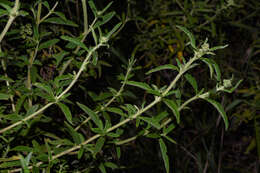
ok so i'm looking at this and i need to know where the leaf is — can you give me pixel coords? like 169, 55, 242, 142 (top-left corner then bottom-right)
145, 64, 179, 75
94, 137, 105, 157
209, 44, 228, 51
105, 22, 122, 39
0, 75, 14, 82
0, 93, 10, 100
57, 102, 73, 124
11, 146, 33, 152
176, 25, 196, 49
25, 105, 39, 117
159, 138, 169, 173
88, 0, 98, 16
33, 82, 53, 96
61, 35, 88, 51
99, 163, 107, 173
201, 58, 221, 81
126, 81, 152, 91
44, 17, 78, 27
38, 39, 59, 50
99, 1, 113, 15
106, 107, 127, 117
78, 146, 84, 159
104, 162, 118, 169
139, 117, 161, 129
53, 51, 69, 66
185, 74, 198, 93
163, 99, 180, 124
77, 102, 103, 129
163, 123, 176, 135
94, 12, 116, 29
202, 98, 229, 130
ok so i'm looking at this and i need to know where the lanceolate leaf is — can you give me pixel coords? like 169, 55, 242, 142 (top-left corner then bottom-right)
94, 137, 105, 157
126, 81, 152, 91
38, 39, 59, 50
159, 138, 169, 173
77, 102, 103, 130
57, 102, 73, 124
185, 74, 198, 93
176, 25, 196, 49
0, 93, 10, 100
163, 99, 180, 124
139, 117, 161, 129
145, 64, 179, 75
202, 98, 229, 130
61, 35, 89, 51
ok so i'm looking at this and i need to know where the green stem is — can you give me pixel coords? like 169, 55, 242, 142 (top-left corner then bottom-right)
0, 0, 20, 43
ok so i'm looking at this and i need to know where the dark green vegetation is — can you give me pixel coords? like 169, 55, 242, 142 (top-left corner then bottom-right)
0, 0, 259, 172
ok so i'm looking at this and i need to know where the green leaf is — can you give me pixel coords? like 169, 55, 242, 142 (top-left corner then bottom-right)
42, 1, 50, 10
0, 75, 14, 82
202, 98, 229, 130
53, 51, 69, 66
185, 74, 198, 93
163, 99, 180, 124
38, 39, 59, 50
0, 93, 10, 100
94, 12, 116, 29
44, 17, 78, 27
159, 138, 169, 173
146, 64, 179, 75
176, 25, 196, 49
77, 102, 103, 129
105, 22, 122, 39
88, 0, 98, 17
11, 146, 33, 152
106, 107, 127, 117
25, 105, 39, 117
99, 162, 107, 173
94, 137, 105, 157
201, 58, 221, 81
78, 146, 84, 159
209, 44, 228, 51
99, 1, 113, 15
201, 58, 214, 79
104, 162, 118, 169
57, 102, 73, 124
126, 81, 152, 91
33, 82, 53, 96
163, 123, 176, 135
139, 117, 161, 129
61, 35, 88, 51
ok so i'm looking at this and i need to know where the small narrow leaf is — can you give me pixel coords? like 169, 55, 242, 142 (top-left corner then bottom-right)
77, 102, 103, 129
209, 44, 228, 51
44, 17, 78, 27
78, 146, 84, 159
33, 83, 53, 96
99, 1, 113, 15
105, 22, 122, 39
159, 138, 169, 173
139, 117, 161, 129
94, 137, 105, 157
163, 99, 180, 124
176, 25, 196, 49
126, 81, 152, 91
61, 35, 89, 51
185, 74, 198, 93
39, 39, 59, 50
0, 93, 10, 100
57, 102, 73, 124
202, 98, 229, 130
201, 58, 214, 79
88, 0, 98, 16
146, 64, 179, 75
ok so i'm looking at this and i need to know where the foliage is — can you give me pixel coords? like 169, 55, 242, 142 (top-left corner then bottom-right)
0, 0, 243, 172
